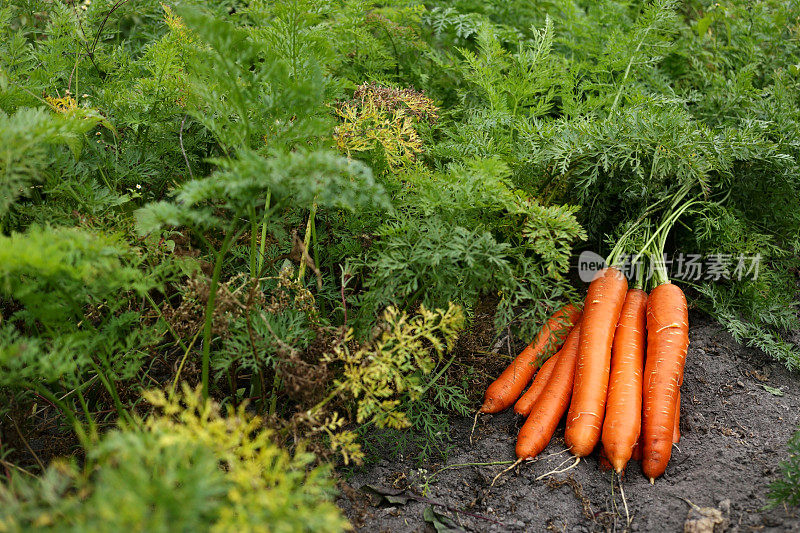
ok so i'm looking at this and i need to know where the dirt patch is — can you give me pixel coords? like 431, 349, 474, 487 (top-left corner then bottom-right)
338, 314, 800, 531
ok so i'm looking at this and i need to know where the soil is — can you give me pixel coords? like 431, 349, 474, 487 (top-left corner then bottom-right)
338, 313, 800, 532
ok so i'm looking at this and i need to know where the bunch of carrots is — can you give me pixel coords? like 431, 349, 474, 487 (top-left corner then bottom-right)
479, 200, 694, 483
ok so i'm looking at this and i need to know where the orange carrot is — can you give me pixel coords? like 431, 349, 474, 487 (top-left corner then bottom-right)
632, 438, 642, 462
598, 446, 614, 472
632, 291, 683, 462
565, 268, 628, 457
601, 289, 648, 473
672, 391, 681, 444
513, 349, 562, 416
515, 322, 582, 460
481, 304, 581, 414
641, 282, 689, 482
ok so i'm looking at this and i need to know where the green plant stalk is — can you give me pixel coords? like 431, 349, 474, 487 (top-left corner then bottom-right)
255, 368, 267, 410
25, 381, 88, 448
145, 292, 190, 354
87, 358, 128, 423
257, 191, 272, 275
645, 197, 699, 287
269, 371, 281, 416
607, 182, 695, 269
418, 355, 456, 396
83, 133, 113, 189
312, 213, 326, 314
609, 22, 654, 114
172, 328, 203, 394
1, 458, 35, 478
228, 366, 238, 405
631, 225, 650, 291
210, 46, 252, 145
373, 14, 402, 77
74, 387, 98, 441
249, 204, 258, 279
87, 315, 132, 422
403, 284, 427, 312
606, 242, 631, 271
311, 212, 320, 280
307, 385, 341, 417
298, 202, 317, 281
137, 42, 176, 145
606, 200, 662, 267
200, 222, 242, 400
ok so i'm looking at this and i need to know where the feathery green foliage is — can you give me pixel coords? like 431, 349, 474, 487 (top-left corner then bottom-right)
0, 386, 347, 532
768, 426, 800, 509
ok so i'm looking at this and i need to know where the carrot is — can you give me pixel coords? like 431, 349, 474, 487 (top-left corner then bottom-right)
630, 392, 679, 463
641, 282, 689, 482
565, 267, 628, 457
598, 446, 614, 472
673, 366, 683, 444
631, 438, 642, 462
672, 391, 681, 444
631, 325, 648, 466
513, 348, 562, 416
515, 322, 582, 460
480, 304, 581, 414
600, 288, 647, 473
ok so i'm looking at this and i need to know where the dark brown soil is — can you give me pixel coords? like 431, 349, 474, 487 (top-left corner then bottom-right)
338, 314, 800, 532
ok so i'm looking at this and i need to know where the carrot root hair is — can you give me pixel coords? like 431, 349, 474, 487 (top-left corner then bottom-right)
469, 409, 481, 445
490, 457, 524, 487
616, 472, 631, 527
534, 456, 580, 481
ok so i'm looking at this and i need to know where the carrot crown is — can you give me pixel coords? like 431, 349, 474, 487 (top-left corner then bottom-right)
643, 198, 699, 287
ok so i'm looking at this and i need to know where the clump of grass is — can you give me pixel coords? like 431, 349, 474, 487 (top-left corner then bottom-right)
768, 428, 800, 509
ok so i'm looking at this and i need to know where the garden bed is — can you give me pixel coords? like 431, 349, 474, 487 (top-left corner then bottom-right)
340, 315, 800, 532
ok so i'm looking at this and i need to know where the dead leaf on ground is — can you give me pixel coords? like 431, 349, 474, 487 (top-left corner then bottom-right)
423, 506, 465, 533
683, 498, 730, 533
745, 368, 769, 382
361, 484, 412, 506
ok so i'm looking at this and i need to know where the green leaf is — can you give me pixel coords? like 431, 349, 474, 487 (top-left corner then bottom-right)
762, 385, 785, 397
696, 14, 713, 37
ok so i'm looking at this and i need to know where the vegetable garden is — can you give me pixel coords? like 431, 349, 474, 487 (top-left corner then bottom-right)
1, 0, 799, 530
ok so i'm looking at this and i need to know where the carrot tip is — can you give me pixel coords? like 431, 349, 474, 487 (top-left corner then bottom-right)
609, 457, 627, 473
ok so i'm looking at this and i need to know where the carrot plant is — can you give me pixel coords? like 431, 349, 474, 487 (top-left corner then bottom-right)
0, 386, 348, 531
769, 427, 800, 509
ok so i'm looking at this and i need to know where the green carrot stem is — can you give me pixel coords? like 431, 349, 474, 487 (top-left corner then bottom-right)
201, 222, 243, 400
26, 382, 88, 447
298, 202, 317, 281
257, 191, 272, 275
87, 358, 128, 423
